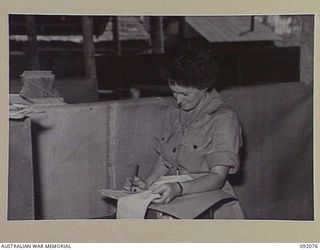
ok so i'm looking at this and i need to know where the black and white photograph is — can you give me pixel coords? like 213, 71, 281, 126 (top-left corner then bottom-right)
7, 14, 314, 222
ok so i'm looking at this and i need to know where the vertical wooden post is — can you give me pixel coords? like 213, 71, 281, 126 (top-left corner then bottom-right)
250, 16, 255, 31
237, 53, 242, 86
300, 15, 314, 85
81, 16, 99, 97
26, 15, 40, 70
178, 17, 185, 42
150, 16, 164, 54
111, 16, 123, 88
112, 16, 122, 55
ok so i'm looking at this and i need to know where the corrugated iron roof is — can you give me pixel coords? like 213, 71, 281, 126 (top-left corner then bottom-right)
186, 16, 280, 42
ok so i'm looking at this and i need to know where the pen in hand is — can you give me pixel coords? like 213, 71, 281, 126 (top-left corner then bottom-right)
130, 164, 140, 192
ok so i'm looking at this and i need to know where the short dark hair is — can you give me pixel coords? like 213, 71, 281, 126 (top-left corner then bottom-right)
166, 51, 219, 90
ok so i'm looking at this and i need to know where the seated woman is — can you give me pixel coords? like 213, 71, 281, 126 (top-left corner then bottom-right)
125, 51, 244, 219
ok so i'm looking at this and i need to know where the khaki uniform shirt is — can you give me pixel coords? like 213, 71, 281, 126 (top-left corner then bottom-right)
156, 89, 242, 176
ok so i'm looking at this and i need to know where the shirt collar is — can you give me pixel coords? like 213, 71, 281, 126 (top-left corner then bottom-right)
170, 88, 223, 132
171, 88, 223, 115
202, 88, 223, 115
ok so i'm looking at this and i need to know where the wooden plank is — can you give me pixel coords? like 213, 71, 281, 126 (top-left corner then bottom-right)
300, 15, 314, 85
150, 17, 164, 54
223, 83, 313, 220
81, 16, 99, 100
30, 103, 112, 219
26, 15, 39, 70
8, 118, 35, 220
108, 98, 171, 189
112, 16, 122, 55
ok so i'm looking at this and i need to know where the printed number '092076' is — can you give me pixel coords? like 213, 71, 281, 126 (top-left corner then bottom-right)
300, 244, 318, 248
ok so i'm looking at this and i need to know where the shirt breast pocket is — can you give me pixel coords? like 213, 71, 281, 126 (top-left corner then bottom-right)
180, 136, 212, 156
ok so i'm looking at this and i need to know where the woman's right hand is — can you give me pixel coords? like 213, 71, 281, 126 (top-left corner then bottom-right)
124, 176, 148, 192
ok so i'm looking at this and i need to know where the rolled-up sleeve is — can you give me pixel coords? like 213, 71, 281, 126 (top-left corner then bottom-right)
206, 110, 242, 174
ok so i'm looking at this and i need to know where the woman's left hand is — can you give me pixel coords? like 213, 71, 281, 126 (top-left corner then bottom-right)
151, 183, 181, 204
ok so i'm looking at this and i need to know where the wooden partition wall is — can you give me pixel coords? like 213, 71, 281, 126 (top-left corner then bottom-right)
8, 82, 313, 220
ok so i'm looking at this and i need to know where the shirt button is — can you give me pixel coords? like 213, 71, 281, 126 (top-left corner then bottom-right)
161, 137, 165, 141
173, 148, 176, 153
193, 145, 198, 149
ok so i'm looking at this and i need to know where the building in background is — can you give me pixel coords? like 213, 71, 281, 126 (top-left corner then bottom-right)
9, 15, 313, 102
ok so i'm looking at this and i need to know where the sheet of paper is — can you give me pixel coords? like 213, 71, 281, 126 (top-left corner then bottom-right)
116, 190, 161, 219
99, 189, 134, 199
99, 175, 193, 200
100, 175, 236, 219
149, 189, 236, 219
150, 175, 193, 189
116, 175, 193, 219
